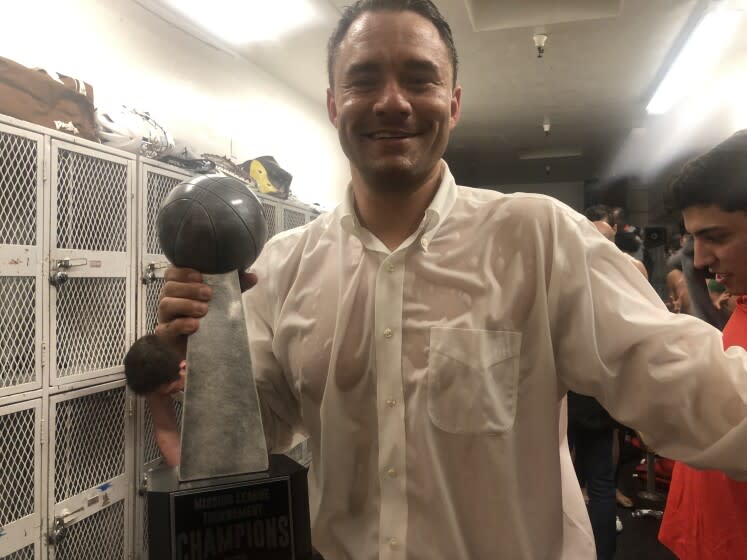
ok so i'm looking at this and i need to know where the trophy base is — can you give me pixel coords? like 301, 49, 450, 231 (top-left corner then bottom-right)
147, 454, 312, 560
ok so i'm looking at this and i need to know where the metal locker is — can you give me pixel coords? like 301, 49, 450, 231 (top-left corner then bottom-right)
48, 140, 135, 387
281, 206, 307, 231
0, 124, 44, 399
0, 399, 42, 558
3, 544, 37, 559
47, 381, 131, 560
259, 196, 280, 238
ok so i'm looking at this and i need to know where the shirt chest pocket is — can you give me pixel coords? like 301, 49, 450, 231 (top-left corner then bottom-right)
427, 328, 522, 434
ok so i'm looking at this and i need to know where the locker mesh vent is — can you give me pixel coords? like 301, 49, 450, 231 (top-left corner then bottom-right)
143, 397, 183, 465
0, 407, 35, 525
0, 131, 37, 246
0, 277, 36, 388
261, 201, 277, 238
54, 387, 125, 502
145, 278, 164, 335
4, 544, 34, 560
55, 277, 126, 377
56, 149, 127, 252
142, 400, 160, 465
55, 500, 125, 560
283, 208, 306, 231
146, 171, 182, 254
142, 497, 149, 558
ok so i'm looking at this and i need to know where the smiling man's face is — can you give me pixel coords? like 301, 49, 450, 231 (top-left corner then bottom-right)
683, 204, 747, 295
327, 10, 461, 193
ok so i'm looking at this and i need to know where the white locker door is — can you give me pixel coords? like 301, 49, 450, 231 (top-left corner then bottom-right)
0, 400, 42, 558
47, 382, 131, 560
0, 124, 44, 399
48, 141, 135, 387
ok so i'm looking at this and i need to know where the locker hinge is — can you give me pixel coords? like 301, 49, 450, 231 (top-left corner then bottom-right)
127, 394, 135, 417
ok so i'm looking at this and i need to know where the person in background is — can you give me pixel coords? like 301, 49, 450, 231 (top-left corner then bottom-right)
614, 229, 649, 279
659, 129, 747, 560
569, 207, 619, 558
666, 233, 691, 314
707, 277, 737, 316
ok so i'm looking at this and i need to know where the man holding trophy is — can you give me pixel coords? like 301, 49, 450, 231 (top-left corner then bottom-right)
152, 1, 747, 558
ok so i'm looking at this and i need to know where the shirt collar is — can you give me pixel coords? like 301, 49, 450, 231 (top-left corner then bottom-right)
337, 160, 458, 246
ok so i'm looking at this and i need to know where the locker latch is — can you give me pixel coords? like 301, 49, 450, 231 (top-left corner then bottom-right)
48, 507, 83, 545
138, 472, 149, 496
142, 261, 169, 285
49, 258, 88, 287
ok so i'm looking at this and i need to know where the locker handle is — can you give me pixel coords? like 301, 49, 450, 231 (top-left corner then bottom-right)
142, 261, 169, 284
56, 258, 88, 269
49, 258, 89, 287
48, 507, 82, 545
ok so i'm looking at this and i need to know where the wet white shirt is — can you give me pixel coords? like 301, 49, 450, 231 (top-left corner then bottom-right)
244, 162, 747, 560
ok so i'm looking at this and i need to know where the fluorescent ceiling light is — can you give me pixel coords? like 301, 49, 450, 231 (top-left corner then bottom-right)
162, 0, 320, 44
646, 9, 742, 115
518, 148, 583, 160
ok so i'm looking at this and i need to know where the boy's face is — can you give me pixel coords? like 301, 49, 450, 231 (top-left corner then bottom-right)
157, 360, 187, 395
683, 205, 747, 296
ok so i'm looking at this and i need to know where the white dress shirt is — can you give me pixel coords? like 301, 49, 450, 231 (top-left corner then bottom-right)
244, 162, 747, 560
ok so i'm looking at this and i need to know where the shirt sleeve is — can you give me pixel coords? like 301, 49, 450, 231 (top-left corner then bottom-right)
547, 204, 747, 479
243, 259, 305, 455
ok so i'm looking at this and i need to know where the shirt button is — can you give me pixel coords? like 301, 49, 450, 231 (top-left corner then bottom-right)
389, 537, 398, 548
420, 238, 428, 249
386, 263, 395, 273
387, 468, 397, 478
385, 398, 397, 407
383, 328, 393, 339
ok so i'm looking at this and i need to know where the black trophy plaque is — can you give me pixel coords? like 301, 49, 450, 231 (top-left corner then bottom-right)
148, 454, 312, 560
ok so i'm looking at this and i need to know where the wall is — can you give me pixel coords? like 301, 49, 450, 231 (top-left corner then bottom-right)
0, 0, 349, 208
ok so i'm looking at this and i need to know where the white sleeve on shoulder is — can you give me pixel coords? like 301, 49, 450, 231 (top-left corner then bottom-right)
548, 205, 747, 479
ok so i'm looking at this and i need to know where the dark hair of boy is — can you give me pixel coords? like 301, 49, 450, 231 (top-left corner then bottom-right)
584, 204, 612, 224
668, 130, 747, 212
124, 334, 181, 395
615, 231, 642, 254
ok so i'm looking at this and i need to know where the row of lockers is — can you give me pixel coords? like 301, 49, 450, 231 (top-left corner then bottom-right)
0, 114, 318, 559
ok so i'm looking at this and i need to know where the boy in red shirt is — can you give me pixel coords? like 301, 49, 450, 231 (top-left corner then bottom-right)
659, 130, 747, 559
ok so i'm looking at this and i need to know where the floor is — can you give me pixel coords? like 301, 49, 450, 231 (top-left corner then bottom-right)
614, 450, 677, 560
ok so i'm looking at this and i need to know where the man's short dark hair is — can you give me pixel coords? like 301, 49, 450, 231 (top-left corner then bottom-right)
584, 204, 611, 224
615, 231, 642, 254
668, 129, 747, 212
124, 334, 181, 395
327, 0, 459, 88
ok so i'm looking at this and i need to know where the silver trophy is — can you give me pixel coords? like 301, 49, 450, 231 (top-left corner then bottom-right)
157, 174, 269, 481
148, 175, 314, 559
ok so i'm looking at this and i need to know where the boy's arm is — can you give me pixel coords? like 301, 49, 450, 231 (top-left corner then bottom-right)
147, 393, 180, 466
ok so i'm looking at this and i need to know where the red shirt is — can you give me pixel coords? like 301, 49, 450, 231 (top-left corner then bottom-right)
659, 297, 747, 559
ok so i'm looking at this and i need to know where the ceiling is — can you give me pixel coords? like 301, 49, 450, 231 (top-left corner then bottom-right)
160, 0, 746, 189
